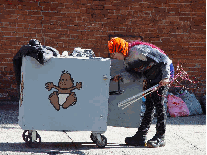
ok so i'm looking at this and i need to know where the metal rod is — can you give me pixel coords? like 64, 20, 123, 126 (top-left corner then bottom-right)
118, 84, 159, 108
118, 76, 120, 92
120, 88, 157, 110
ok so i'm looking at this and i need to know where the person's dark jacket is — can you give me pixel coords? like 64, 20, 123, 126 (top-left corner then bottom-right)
124, 45, 172, 84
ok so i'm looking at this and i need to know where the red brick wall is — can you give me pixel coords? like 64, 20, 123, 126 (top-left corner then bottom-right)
0, 0, 206, 101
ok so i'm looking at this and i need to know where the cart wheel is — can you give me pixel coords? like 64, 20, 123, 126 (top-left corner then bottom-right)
25, 131, 41, 148
22, 130, 29, 142
95, 135, 107, 148
90, 133, 97, 143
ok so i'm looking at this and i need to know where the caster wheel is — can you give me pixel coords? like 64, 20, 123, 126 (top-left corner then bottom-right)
22, 130, 29, 142
25, 131, 41, 148
90, 133, 97, 143
96, 135, 107, 148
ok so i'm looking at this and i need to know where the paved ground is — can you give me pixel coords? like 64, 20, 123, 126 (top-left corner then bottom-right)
0, 104, 206, 155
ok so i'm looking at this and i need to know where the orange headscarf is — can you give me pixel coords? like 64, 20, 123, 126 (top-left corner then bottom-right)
108, 37, 129, 57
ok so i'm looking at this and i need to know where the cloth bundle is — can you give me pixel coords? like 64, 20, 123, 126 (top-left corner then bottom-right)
13, 39, 60, 86
71, 47, 95, 57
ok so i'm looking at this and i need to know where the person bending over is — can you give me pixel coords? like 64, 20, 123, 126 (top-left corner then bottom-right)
108, 37, 172, 148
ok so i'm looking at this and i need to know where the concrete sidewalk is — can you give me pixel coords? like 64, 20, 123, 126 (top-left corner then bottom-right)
0, 104, 206, 155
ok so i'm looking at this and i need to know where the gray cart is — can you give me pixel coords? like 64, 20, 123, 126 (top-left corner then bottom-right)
19, 56, 110, 148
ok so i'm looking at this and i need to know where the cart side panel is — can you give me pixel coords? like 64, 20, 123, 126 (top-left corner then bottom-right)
19, 56, 110, 132
108, 59, 143, 128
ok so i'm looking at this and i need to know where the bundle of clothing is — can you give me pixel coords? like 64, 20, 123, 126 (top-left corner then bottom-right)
13, 39, 60, 86
70, 47, 95, 57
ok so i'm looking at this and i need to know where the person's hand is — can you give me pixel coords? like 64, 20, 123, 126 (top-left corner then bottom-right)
159, 78, 170, 86
112, 75, 122, 82
134, 68, 139, 72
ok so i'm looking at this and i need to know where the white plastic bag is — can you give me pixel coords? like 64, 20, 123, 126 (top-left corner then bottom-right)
179, 90, 203, 115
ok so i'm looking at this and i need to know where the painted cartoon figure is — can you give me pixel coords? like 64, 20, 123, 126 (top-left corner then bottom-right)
45, 70, 82, 111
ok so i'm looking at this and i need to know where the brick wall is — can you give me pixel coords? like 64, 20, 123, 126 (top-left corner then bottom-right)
0, 0, 206, 101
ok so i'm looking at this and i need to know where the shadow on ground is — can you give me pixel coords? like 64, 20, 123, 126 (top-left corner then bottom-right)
0, 141, 144, 155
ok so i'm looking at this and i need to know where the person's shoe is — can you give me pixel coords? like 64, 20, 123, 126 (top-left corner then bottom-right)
125, 131, 147, 146
147, 133, 165, 148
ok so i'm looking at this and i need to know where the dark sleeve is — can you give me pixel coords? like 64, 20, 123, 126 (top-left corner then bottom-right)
13, 45, 32, 85
124, 65, 143, 81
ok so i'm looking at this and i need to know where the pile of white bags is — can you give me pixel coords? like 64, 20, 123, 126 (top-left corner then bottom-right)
178, 90, 203, 115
